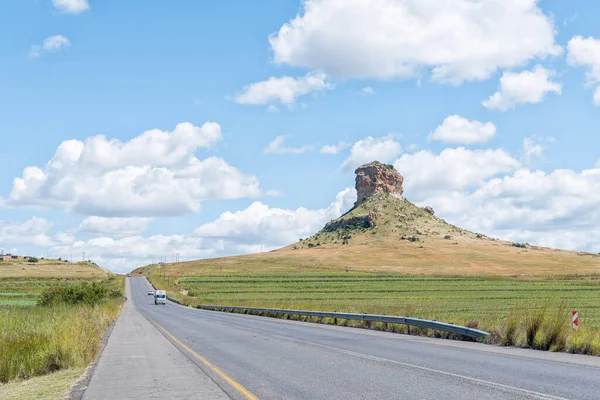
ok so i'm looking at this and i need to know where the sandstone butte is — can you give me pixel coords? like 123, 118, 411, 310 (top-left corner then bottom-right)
136, 161, 600, 277
354, 161, 404, 206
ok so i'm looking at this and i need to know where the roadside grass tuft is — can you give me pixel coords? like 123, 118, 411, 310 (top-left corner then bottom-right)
568, 329, 600, 356
499, 310, 520, 346
538, 302, 569, 352
526, 307, 547, 347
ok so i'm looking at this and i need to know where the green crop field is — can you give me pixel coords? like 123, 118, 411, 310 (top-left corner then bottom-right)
150, 271, 600, 330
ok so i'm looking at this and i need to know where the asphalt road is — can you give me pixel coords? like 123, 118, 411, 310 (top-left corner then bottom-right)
129, 277, 600, 400
82, 278, 229, 400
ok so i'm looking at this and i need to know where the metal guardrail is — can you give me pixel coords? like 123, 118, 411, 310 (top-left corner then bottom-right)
195, 304, 490, 340
144, 276, 489, 340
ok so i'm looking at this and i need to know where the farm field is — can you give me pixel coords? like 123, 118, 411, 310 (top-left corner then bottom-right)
148, 270, 600, 330
0, 260, 111, 306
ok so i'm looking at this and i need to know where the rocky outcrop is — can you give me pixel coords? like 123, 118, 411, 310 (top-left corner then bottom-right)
423, 206, 435, 215
354, 161, 404, 206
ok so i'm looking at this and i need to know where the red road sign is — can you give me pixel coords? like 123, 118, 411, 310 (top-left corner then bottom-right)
572, 311, 579, 330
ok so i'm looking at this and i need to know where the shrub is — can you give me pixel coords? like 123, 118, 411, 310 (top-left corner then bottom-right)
27, 257, 39, 263
38, 282, 112, 307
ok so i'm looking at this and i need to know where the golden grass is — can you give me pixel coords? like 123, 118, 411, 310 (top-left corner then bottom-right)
135, 193, 600, 278
0, 260, 110, 279
0, 368, 84, 400
139, 239, 600, 278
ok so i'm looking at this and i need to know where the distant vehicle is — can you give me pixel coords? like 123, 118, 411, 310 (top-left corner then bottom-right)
154, 290, 166, 305
148, 290, 154, 296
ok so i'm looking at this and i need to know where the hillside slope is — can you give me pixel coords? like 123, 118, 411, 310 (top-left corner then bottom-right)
135, 192, 600, 277
0, 258, 112, 279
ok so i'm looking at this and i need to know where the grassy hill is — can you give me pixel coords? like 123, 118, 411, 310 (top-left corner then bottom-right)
0, 258, 110, 279
135, 192, 600, 355
0, 259, 112, 306
138, 193, 600, 277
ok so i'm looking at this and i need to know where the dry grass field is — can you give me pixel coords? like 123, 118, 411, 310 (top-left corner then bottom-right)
0, 259, 110, 279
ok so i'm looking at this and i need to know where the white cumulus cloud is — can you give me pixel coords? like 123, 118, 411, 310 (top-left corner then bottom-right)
235, 72, 332, 107
342, 135, 402, 171
388, 146, 600, 253
0, 218, 73, 248
269, 0, 561, 84
2, 122, 261, 217
51, 188, 357, 273
52, 0, 89, 14
78, 217, 151, 237
264, 136, 314, 154
29, 35, 70, 58
429, 115, 496, 145
320, 141, 349, 154
422, 167, 600, 253
522, 136, 555, 163
483, 65, 562, 111
394, 147, 520, 199
194, 187, 356, 247
567, 36, 600, 106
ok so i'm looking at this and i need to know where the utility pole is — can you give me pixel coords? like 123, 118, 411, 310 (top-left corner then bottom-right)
82, 252, 86, 262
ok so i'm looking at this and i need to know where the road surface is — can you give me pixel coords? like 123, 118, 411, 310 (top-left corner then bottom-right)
123, 277, 600, 399
82, 278, 229, 400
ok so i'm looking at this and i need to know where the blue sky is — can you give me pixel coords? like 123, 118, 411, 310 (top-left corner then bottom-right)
1, 0, 599, 272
